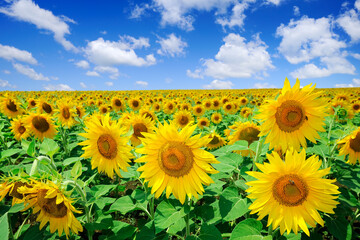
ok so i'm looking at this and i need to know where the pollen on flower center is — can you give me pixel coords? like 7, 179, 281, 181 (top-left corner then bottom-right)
272, 174, 308, 207
32, 116, 50, 133
37, 190, 67, 218
62, 107, 71, 119
160, 142, 194, 177
18, 125, 26, 134
275, 100, 306, 132
97, 134, 117, 159
349, 132, 360, 152
42, 102, 52, 114
7, 100, 17, 112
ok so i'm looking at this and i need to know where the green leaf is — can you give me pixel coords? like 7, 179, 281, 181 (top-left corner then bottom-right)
234, 179, 249, 191
0, 148, 23, 160
154, 200, 186, 234
109, 221, 136, 240
197, 223, 222, 240
39, 138, 59, 158
214, 154, 240, 173
325, 216, 352, 240
219, 187, 250, 221
0, 212, 9, 240
89, 184, 116, 199
109, 195, 135, 214
8, 203, 25, 213
136, 221, 156, 240
63, 157, 82, 166
71, 161, 82, 179
85, 216, 114, 231
94, 197, 116, 209
223, 197, 250, 221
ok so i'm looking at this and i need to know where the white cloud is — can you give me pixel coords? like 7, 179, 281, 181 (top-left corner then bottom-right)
186, 69, 203, 79
352, 53, 360, 60
129, 4, 150, 19
13, 63, 49, 81
105, 81, 113, 86
135, 80, 148, 87
157, 33, 187, 57
265, 0, 282, 5
216, 1, 252, 29
75, 60, 90, 69
44, 83, 73, 91
0, 44, 37, 64
293, 6, 300, 16
189, 33, 273, 79
84, 37, 156, 67
253, 82, 276, 88
203, 79, 234, 89
356, 0, 360, 11
3, 70, 11, 74
0, 0, 77, 51
0, 79, 15, 88
94, 66, 120, 79
335, 78, 360, 87
120, 35, 150, 49
86, 71, 100, 77
100, 30, 107, 35
51, 76, 58, 80
337, 9, 360, 42
80, 82, 87, 88
277, 16, 355, 79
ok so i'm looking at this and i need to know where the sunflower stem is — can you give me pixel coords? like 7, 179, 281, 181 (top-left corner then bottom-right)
15, 212, 31, 239
60, 126, 70, 158
327, 108, 338, 143
253, 137, 264, 171
184, 197, 191, 238
267, 224, 273, 236
29, 158, 39, 176
149, 195, 155, 220
8, 214, 15, 240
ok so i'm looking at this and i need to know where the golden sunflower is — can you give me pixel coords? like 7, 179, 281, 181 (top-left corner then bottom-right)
56, 101, 76, 128
212, 98, 221, 110
163, 101, 176, 114
0, 176, 32, 206
28, 98, 37, 109
239, 97, 248, 106
246, 149, 340, 236
197, 117, 210, 129
37, 99, 54, 115
351, 102, 360, 113
173, 110, 193, 128
75, 105, 85, 119
25, 113, 57, 141
129, 98, 141, 111
140, 108, 158, 122
135, 122, 219, 204
1, 96, 22, 118
99, 105, 109, 114
192, 105, 205, 117
223, 102, 235, 114
205, 132, 226, 150
240, 107, 252, 118
10, 117, 30, 141
256, 78, 327, 152
19, 180, 83, 238
79, 114, 132, 178
211, 112, 222, 124
227, 121, 260, 157
338, 127, 360, 165
123, 114, 156, 147
111, 97, 125, 111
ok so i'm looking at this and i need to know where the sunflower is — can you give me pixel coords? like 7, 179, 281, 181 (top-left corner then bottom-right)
163, 101, 176, 114
227, 121, 260, 157
211, 112, 222, 124
173, 110, 193, 128
212, 98, 221, 110
99, 105, 109, 114
246, 149, 339, 236
240, 107, 252, 118
0, 176, 32, 206
123, 114, 156, 147
25, 113, 57, 141
111, 97, 124, 111
256, 78, 327, 152
193, 105, 205, 117
351, 102, 360, 113
28, 98, 37, 109
10, 117, 30, 141
1, 96, 22, 118
79, 114, 132, 178
129, 98, 141, 111
19, 180, 83, 238
197, 117, 210, 129
223, 102, 235, 114
140, 108, 157, 122
203, 100, 212, 110
205, 132, 226, 150
56, 101, 76, 128
239, 97, 248, 106
338, 127, 360, 165
135, 122, 219, 204
75, 105, 85, 119
37, 99, 54, 115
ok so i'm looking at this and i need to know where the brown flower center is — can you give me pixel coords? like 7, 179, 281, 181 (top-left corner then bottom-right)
272, 174, 308, 207
275, 100, 306, 133
97, 134, 117, 159
114, 99, 122, 107
42, 102, 52, 114
350, 132, 360, 153
133, 123, 148, 138
7, 100, 18, 112
9, 182, 30, 199
30, 100, 36, 107
132, 100, 139, 108
209, 136, 220, 145
62, 107, 70, 119
159, 142, 194, 177
32, 116, 50, 133
352, 104, 360, 111
179, 116, 189, 126
37, 189, 67, 218
238, 127, 260, 145
18, 125, 26, 134
76, 107, 81, 117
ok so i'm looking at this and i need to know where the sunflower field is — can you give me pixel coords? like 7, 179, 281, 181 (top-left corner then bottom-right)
0, 78, 360, 240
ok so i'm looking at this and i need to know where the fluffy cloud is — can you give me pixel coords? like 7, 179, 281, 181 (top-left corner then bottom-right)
0, 79, 15, 88
186, 69, 203, 79
189, 33, 273, 79
44, 84, 73, 91
84, 37, 156, 67
80, 82, 87, 88
13, 63, 49, 81
75, 60, 90, 69
356, 0, 360, 11
0, 44, 37, 64
335, 78, 360, 88
265, 0, 282, 5
253, 82, 277, 88
276, 16, 355, 79
129, 4, 151, 19
94, 66, 120, 79
135, 80, 148, 87
86, 71, 100, 77
337, 9, 360, 42
216, 1, 253, 29
105, 81, 113, 86
352, 53, 360, 60
157, 33, 187, 57
203, 79, 234, 89
3, 70, 11, 74
0, 0, 77, 51
293, 6, 300, 16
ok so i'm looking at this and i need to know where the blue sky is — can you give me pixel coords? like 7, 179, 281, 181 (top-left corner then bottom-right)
0, 0, 360, 91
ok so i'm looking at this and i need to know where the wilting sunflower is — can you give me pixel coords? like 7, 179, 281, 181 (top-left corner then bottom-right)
10, 117, 30, 141
135, 122, 219, 204
1, 96, 22, 118
0, 176, 32, 206
173, 110, 193, 128
227, 121, 260, 157
256, 78, 327, 152
197, 117, 210, 129
338, 127, 360, 165
25, 113, 57, 141
19, 180, 83, 238
211, 112, 222, 124
205, 132, 226, 150
246, 149, 339, 236
79, 114, 132, 178
56, 101, 76, 128
124, 114, 156, 147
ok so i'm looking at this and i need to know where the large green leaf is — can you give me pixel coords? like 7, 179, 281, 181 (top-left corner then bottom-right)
219, 187, 250, 221
154, 200, 186, 234
39, 138, 59, 158
0, 212, 9, 240
109, 195, 135, 214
